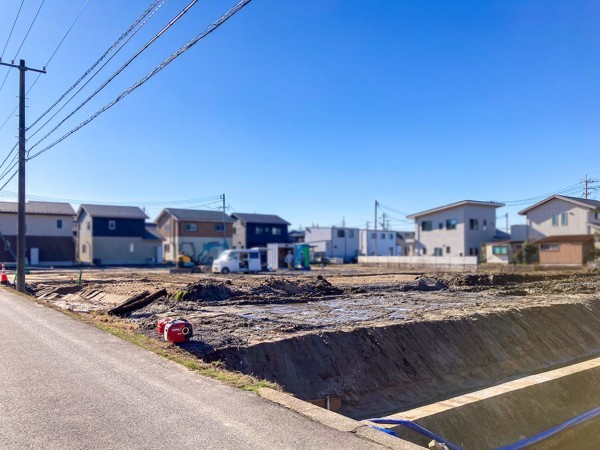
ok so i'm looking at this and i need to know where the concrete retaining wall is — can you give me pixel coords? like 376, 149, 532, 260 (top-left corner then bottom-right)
358, 255, 478, 269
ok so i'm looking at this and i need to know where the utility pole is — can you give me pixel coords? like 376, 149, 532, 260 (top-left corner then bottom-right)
374, 200, 379, 257
505, 213, 509, 234
220, 193, 227, 248
381, 212, 387, 231
582, 174, 599, 199
0, 59, 46, 292
365, 221, 370, 256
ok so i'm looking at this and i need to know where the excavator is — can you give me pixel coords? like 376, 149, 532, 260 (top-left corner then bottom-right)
177, 241, 229, 268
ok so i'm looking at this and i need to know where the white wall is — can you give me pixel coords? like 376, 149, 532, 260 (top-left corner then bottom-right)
305, 227, 359, 261
525, 199, 592, 240
359, 255, 478, 269
359, 230, 400, 256
0, 213, 73, 237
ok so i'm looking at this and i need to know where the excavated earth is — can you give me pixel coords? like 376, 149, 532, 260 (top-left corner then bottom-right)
28, 267, 600, 420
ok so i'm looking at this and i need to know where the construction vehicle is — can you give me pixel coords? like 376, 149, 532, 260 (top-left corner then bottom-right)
177, 253, 195, 268
176, 241, 229, 268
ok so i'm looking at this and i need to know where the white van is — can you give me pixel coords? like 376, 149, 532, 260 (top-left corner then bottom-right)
212, 249, 261, 274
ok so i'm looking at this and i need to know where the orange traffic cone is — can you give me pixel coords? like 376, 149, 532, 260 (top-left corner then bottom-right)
1, 263, 8, 285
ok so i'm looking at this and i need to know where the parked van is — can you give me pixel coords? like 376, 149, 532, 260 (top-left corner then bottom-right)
212, 249, 261, 274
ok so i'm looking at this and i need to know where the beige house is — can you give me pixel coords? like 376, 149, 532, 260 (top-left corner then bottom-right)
518, 195, 600, 240
76, 204, 162, 265
0, 201, 75, 266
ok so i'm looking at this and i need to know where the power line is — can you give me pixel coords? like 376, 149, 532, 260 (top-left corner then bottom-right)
27, 0, 254, 162
25, 0, 166, 133
0, 0, 94, 135
27, 0, 198, 154
0, 0, 46, 95
1, 0, 26, 59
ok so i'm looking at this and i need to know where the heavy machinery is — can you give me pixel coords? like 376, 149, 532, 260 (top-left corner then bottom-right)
176, 241, 229, 268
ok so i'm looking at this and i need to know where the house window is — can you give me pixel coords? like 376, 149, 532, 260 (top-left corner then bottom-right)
434, 248, 443, 256
551, 214, 558, 226
215, 224, 225, 232
421, 221, 433, 231
483, 219, 487, 231
389, 233, 394, 239
446, 246, 451, 254
82, 244, 87, 254
347, 230, 354, 238
337, 229, 345, 238
469, 248, 473, 256
272, 227, 282, 236
164, 224, 171, 232
595, 212, 600, 220
475, 247, 479, 256
129, 243, 135, 253
370, 232, 375, 239
540, 244, 559, 251
233, 227, 237, 235
108, 220, 116, 231
438, 223, 443, 229
185, 223, 197, 232
256, 226, 264, 235
56, 219, 63, 229
380, 233, 385, 239
446, 219, 457, 230
561, 213, 568, 226
87, 221, 91, 230
492, 245, 508, 255
469, 219, 478, 230
422, 247, 427, 255
164, 244, 170, 253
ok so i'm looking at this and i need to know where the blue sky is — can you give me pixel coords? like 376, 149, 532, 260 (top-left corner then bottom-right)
0, 0, 598, 231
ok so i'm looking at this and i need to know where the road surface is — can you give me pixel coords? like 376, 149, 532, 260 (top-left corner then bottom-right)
0, 289, 381, 449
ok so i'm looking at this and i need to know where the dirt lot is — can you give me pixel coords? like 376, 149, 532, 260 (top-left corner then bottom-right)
27, 266, 600, 351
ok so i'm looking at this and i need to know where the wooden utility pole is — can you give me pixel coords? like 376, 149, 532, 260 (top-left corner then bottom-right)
374, 200, 379, 256
0, 59, 46, 292
220, 193, 227, 247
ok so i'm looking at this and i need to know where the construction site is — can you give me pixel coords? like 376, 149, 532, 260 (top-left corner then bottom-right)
26, 266, 600, 449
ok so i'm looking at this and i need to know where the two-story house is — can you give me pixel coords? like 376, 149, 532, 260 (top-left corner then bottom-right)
358, 229, 401, 256
407, 200, 504, 258
518, 195, 600, 265
0, 201, 76, 266
305, 226, 360, 262
155, 208, 233, 263
76, 204, 162, 265
231, 213, 290, 249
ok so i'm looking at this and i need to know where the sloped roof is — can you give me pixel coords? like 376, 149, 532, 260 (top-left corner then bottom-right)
159, 208, 233, 222
537, 234, 594, 244
144, 223, 163, 241
0, 201, 75, 216
518, 195, 600, 215
231, 213, 290, 225
407, 200, 504, 219
78, 204, 148, 219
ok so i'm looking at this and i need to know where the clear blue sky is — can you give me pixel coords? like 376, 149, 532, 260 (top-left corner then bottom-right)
0, 0, 598, 232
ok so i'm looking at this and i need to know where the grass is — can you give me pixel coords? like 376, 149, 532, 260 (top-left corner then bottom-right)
4, 286, 279, 393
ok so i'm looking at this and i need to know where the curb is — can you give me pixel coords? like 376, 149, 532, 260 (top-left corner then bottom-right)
258, 388, 422, 449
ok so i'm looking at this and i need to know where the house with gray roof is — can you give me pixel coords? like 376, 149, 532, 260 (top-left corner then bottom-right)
76, 204, 162, 265
231, 213, 290, 249
155, 208, 233, 263
518, 195, 600, 240
407, 200, 504, 258
0, 201, 76, 266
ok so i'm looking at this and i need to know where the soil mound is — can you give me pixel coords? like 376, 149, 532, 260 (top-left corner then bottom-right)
179, 279, 237, 301
252, 276, 342, 297
400, 277, 447, 291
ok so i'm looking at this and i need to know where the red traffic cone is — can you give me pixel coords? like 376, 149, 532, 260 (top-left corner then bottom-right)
1, 263, 8, 285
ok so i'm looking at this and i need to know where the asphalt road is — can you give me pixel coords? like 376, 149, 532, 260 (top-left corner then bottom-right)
0, 289, 381, 449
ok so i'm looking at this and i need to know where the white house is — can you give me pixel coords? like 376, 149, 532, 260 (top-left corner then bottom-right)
304, 226, 359, 262
359, 229, 401, 256
518, 195, 600, 240
407, 200, 504, 258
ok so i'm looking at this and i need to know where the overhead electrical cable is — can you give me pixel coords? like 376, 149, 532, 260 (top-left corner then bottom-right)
27, 0, 199, 153
1, 0, 26, 59
0, 0, 94, 134
26, 0, 166, 132
0, 0, 46, 94
27, 0, 254, 161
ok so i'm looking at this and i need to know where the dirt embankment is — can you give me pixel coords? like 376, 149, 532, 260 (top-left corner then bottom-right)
210, 299, 600, 419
